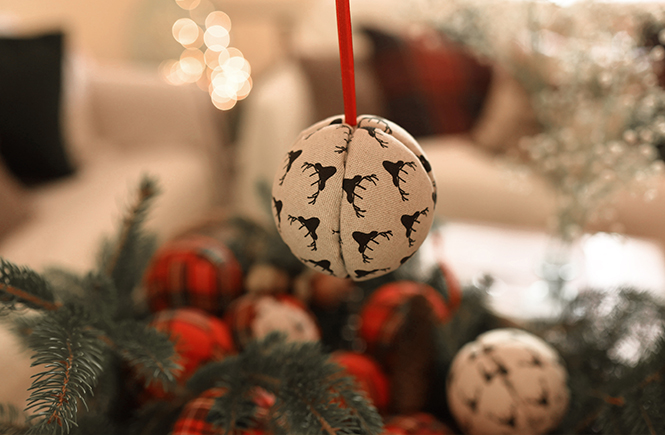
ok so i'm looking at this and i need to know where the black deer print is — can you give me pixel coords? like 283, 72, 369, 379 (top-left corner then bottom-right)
287, 215, 320, 251
358, 117, 392, 148
301, 162, 337, 205
352, 230, 393, 263
354, 267, 391, 279
401, 207, 429, 247
301, 258, 334, 274
334, 124, 353, 154
400, 253, 414, 265
278, 150, 302, 185
342, 174, 379, 218
418, 154, 432, 172
272, 197, 283, 227
383, 160, 417, 201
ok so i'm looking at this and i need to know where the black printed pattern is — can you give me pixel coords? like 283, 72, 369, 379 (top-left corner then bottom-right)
272, 197, 283, 227
354, 267, 391, 279
401, 207, 430, 247
287, 215, 320, 251
278, 150, 302, 185
301, 258, 333, 274
352, 230, 393, 263
383, 160, 417, 201
342, 174, 379, 218
301, 162, 337, 205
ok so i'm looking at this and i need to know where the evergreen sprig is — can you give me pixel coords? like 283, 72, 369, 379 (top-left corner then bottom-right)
188, 334, 384, 435
0, 258, 58, 312
0, 176, 179, 435
97, 176, 159, 319
25, 306, 106, 435
108, 319, 180, 388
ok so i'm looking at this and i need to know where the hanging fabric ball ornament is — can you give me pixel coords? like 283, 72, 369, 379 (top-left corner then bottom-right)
446, 328, 570, 435
272, 115, 437, 281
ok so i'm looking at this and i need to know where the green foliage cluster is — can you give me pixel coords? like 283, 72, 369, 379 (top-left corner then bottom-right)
0, 177, 180, 435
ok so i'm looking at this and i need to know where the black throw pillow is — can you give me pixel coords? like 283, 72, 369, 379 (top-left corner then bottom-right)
0, 32, 75, 184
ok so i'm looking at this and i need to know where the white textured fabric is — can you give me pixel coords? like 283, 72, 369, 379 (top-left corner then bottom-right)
272, 115, 436, 281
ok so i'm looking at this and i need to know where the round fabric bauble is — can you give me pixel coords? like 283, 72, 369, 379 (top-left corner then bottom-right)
224, 294, 320, 350
381, 412, 454, 435
331, 351, 390, 414
272, 115, 437, 281
143, 234, 244, 316
172, 387, 266, 435
358, 280, 450, 357
446, 328, 570, 435
149, 308, 236, 387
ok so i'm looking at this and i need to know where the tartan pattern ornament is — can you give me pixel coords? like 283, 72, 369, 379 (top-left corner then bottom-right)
381, 412, 454, 435
272, 115, 437, 282
143, 234, 244, 316
149, 307, 237, 385
331, 351, 391, 414
172, 387, 266, 435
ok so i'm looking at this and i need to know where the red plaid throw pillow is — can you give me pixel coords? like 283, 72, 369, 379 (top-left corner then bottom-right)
364, 26, 492, 137
144, 234, 244, 316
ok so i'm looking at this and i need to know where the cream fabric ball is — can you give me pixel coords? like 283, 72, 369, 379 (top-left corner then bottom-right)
272, 115, 437, 281
447, 328, 570, 435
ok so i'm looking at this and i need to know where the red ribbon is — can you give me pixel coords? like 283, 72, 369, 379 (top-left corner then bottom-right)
335, 0, 357, 126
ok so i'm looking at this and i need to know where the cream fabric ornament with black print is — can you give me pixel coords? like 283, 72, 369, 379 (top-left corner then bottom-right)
272, 114, 437, 281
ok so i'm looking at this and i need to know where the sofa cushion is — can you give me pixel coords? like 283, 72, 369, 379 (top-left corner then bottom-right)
0, 31, 76, 184
363, 27, 493, 138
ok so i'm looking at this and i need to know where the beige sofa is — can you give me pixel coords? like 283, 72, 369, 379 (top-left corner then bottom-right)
0, 53, 232, 411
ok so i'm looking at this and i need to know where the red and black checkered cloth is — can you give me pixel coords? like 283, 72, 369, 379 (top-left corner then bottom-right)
144, 234, 244, 316
364, 26, 493, 138
382, 412, 454, 434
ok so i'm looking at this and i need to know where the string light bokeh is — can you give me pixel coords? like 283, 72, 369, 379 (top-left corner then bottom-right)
160, 0, 252, 110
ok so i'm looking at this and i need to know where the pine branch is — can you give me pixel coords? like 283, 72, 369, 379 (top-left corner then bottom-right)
25, 306, 106, 435
190, 334, 383, 435
98, 176, 159, 317
0, 258, 59, 311
106, 319, 180, 389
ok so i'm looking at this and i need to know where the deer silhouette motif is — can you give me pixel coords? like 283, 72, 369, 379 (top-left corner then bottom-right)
301, 162, 337, 205
357, 117, 392, 148
287, 215, 320, 251
278, 150, 303, 185
401, 207, 430, 247
418, 154, 432, 172
342, 174, 379, 218
272, 197, 283, 227
352, 230, 393, 263
383, 160, 417, 201
334, 124, 353, 154
354, 267, 391, 279
301, 258, 334, 274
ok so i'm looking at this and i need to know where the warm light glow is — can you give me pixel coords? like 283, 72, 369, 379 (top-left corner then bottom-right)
176, 0, 201, 11
165, 2, 252, 110
204, 25, 230, 51
172, 18, 201, 47
205, 11, 232, 31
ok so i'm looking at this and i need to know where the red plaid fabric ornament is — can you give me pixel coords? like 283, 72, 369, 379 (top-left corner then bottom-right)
143, 234, 244, 316
381, 412, 454, 435
172, 387, 266, 435
358, 281, 450, 357
358, 281, 452, 414
224, 294, 320, 350
331, 351, 390, 414
145, 308, 236, 398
